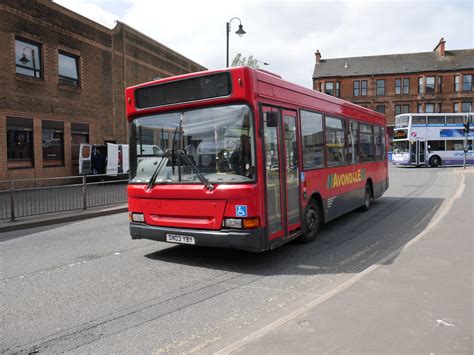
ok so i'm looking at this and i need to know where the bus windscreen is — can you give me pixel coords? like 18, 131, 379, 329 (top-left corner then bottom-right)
135, 72, 232, 109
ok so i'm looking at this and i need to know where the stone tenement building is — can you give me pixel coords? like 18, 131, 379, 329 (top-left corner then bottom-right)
312, 38, 474, 139
0, 0, 206, 181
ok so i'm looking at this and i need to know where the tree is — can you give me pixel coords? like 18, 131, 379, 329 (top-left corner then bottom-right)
231, 53, 260, 68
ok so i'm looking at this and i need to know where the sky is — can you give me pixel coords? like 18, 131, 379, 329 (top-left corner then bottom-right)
54, 0, 473, 88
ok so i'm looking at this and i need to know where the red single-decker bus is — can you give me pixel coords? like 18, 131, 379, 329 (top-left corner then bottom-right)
126, 67, 388, 252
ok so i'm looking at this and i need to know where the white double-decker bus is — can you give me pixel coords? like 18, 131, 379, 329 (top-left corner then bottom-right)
392, 113, 473, 167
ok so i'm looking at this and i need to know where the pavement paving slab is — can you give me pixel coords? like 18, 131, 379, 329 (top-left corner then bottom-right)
227, 170, 473, 354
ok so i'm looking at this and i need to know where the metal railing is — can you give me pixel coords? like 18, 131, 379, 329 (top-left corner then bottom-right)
0, 174, 128, 221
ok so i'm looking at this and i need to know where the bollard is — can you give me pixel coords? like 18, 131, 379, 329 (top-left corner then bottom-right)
10, 181, 16, 221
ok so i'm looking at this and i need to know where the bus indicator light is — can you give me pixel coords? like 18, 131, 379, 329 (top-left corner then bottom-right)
243, 217, 260, 229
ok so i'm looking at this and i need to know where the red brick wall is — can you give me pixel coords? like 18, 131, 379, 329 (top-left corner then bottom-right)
313, 70, 474, 128
0, 0, 206, 181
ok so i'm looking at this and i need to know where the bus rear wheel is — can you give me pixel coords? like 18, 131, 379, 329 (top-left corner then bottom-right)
359, 183, 372, 212
429, 155, 441, 168
301, 200, 322, 243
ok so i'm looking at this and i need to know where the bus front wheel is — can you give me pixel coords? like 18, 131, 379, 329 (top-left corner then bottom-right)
301, 200, 322, 243
429, 155, 441, 168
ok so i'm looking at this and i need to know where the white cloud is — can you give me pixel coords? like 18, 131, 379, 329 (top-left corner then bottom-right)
54, 0, 473, 88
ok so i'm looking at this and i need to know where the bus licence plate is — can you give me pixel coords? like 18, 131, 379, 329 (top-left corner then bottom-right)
165, 233, 195, 245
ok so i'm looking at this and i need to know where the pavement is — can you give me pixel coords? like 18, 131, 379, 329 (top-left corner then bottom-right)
219, 168, 474, 354
0, 203, 128, 233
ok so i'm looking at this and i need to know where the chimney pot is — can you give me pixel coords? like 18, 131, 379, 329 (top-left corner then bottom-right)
433, 37, 446, 57
315, 50, 321, 64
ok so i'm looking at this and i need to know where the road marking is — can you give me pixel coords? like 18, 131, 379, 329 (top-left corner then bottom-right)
215, 171, 466, 355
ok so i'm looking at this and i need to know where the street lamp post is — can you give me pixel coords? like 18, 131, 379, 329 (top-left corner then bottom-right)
226, 17, 246, 67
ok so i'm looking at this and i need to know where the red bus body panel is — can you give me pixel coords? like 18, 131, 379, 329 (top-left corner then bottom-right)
126, 67, 388, 251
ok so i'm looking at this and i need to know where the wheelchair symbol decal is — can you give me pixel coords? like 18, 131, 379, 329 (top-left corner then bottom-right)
235, 205, 248, 217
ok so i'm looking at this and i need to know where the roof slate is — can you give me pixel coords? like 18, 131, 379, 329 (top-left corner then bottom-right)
313, 49, 474, 79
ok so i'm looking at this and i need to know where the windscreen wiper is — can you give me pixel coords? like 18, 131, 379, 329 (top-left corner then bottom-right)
146, 149, 170, 190
177, 149, 215, 192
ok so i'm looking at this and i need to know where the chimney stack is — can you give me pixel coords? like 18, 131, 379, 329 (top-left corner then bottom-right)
433, 37, 446, 57
315, 50, 321, 64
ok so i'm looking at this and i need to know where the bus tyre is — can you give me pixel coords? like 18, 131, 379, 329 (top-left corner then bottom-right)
429, 155, 441, 168
301, 200, 321, 243
359, 183, 372, 212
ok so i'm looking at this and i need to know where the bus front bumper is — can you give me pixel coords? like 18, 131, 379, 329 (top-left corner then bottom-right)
130, 223, 267, 252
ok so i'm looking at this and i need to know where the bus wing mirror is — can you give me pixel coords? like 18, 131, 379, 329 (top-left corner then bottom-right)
266, 112, 278, 127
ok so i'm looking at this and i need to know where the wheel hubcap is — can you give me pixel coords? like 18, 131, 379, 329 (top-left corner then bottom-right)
306, 208, 317, 231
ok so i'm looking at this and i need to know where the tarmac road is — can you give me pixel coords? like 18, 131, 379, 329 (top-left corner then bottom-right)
1, 166, 472, 354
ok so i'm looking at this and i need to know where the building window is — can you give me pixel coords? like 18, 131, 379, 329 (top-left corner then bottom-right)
453, 103, 459, 113
417, 103, 423, 113
15, 37, 42, 79
437, 76, 442, 93
462, 101, 472, 112
436, 103, 442, 113
301, 110, 324, 169
462, 74, 472, 92
418, 77, 423, 94
375, 80, 385, 96
7, 117, 34, 169
58, 51, 80, 86
325, 116, 346, 166
319, 82, 323, 92
426, 77, 435, 95
361, 80, 368, 96
395, 104, 409, 116
454, 75, 460, 92
42, 120, 64, 167
335, 81, 340, 97
325, 82, 334, 96
403, 78, 410, 94
353, 81, 360, 96
71, 123, 89, 167
425, 103, 435, 113
375, 105, 386, 114
395, 79, 401, 95
395, 105, 401, 116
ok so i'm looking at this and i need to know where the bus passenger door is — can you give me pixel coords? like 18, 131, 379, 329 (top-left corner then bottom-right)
418, 141, 426, 165
262, 106, 301, 242
263, 107, 284, 240
282, 110, 301, 235
410, 140, 425, 165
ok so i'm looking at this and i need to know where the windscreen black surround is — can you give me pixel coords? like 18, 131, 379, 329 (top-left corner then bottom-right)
135, 73, 232, 109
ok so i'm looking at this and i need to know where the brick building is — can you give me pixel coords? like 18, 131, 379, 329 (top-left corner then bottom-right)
0, 0, 206, 181
312, 39, 474, 140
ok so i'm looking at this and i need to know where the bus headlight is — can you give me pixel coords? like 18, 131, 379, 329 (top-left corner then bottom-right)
131, 213, 145, 223
223, 218, 242, 229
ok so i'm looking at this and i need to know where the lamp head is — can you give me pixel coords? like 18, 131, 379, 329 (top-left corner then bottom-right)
235, 24, 246, 37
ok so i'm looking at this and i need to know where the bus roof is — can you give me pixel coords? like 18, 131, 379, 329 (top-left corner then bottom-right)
126, 67, 385, 125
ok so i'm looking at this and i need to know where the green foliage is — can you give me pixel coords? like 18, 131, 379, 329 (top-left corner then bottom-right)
231, 53, 260, 68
